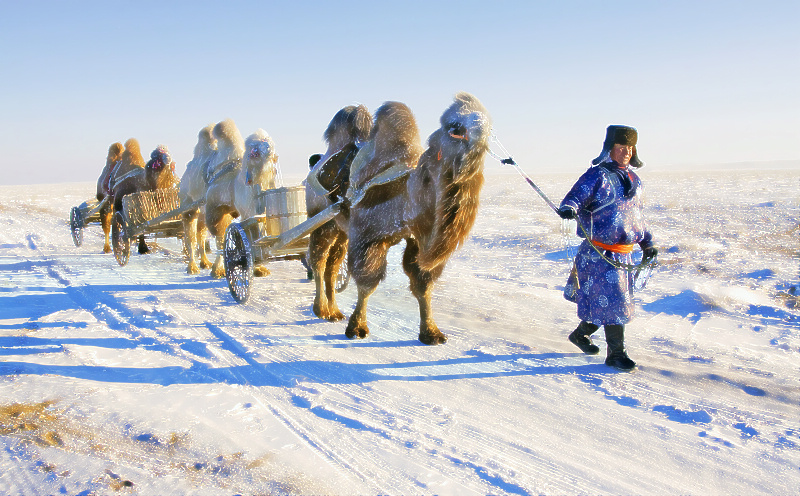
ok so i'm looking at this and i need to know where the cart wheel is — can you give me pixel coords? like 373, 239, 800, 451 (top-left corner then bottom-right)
112, 211, 130, 266
70, 206, 84, 247
224, 223, 254, 303
335, 252, 350, 293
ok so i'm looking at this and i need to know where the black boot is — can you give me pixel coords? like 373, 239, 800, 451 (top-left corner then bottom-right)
568, 321, 600, 355
604, 324, 636, 370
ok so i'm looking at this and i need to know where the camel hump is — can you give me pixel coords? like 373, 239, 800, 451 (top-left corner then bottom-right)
350, 102, 423, 190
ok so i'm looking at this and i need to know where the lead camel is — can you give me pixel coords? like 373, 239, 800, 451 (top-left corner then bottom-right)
345, 92, 491, 344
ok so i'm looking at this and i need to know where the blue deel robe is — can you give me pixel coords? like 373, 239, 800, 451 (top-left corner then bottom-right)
560, 162, 653, 325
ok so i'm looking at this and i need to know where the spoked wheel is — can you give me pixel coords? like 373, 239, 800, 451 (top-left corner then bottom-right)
70, 206, 84, 247
224, 223, 254, 303
335, 251, 350, 293
112, 211, 130, 266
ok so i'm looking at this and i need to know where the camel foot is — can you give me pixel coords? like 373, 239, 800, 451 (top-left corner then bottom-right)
253, 265, 270, 277
103, 245, 111, 254
314, 302, 346, 322
419, 326, 447, 345
328, 310, 345, 322
345, 321, 369, 339
199, 259, 212, 269
211, 267, 225, 279
187, 264, 199, 275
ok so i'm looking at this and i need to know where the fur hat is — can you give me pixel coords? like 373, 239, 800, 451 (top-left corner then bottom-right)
591, 125, 644, 168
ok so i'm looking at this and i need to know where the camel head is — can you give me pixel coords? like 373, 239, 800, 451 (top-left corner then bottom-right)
146, 145, 173, 173
414, 93, 492, 271
428, 92, 491, 179
212, 118, 245, 166
243, 129, 278, 188
146, 144, 178, 190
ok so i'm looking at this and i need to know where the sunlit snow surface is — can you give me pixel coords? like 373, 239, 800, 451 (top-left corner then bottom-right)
0, 170, 797, 495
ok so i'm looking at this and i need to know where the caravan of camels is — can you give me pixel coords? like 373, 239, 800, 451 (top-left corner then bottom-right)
85, 92, 491, 344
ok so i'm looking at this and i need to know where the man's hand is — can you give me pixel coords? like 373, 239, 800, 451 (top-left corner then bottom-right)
557, 206, 576, 220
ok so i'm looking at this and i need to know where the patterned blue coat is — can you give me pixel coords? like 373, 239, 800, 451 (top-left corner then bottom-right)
560, 162, 653, 325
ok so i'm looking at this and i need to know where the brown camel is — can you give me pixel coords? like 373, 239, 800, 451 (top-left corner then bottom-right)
110, 140, 177, 254
97, 142, 124, 253
305, 104, 372, 321
345, 92, 491, 344
179, 124, 217, 275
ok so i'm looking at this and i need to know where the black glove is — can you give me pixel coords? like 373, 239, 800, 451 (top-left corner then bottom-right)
642, 246, 658, 259
557, 206, 576, 220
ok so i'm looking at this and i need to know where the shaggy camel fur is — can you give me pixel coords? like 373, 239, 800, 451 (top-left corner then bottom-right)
97, 142, 124, 253
179, 124, 217, 274
204, 121, 278, 279
345, 92, 492, 344
305, 104, 372, 321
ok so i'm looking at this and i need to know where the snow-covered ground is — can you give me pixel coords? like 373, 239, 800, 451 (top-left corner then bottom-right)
0, 169, 797, 495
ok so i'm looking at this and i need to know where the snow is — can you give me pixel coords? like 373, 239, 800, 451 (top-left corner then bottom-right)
0, 169, 798, 495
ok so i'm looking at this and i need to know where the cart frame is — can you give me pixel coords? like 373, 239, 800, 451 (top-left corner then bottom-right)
223, 185, 346, 303
111, 188, 203, 267
69, 197, 109, 247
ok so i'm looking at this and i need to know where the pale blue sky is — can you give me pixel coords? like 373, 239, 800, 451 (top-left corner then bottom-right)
1, 1, 797, 185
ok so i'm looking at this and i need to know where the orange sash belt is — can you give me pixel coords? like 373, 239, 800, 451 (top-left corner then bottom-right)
592, 240, 634, 254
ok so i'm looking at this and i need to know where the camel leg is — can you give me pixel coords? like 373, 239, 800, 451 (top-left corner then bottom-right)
345, 239, 390, 339
310, 223, 344, 321
183, 211, 200, 275
197, 217, 212, 269
207, 209, 234, 279
322, 233, 347, 320
100, 207, 112, 254
403, 238, 447, 345
137, 234, 149, 254
346, 285, 376, 339
210, 229, 227, 279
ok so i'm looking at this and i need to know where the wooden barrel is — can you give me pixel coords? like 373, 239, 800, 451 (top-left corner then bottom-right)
262, 185, 307, 236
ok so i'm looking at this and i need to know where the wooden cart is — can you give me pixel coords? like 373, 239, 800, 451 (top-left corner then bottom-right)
69, 197, 109, 247
111, 188, 202, 267
223, 185, 348, 303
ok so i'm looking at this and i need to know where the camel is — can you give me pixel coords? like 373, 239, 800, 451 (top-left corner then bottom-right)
109, 140, 177, 254
204, 120, 279, 279
108, 138, 149, 254
344, 92, 492, 344
97, 142, 124, 253
179, 124, 217, 274
305, 104, 372, 321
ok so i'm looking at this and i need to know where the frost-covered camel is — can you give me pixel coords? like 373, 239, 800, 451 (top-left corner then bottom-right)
345, 92, 491, 344
305, 104, 372, 320
204, 120, 278, 279
179, 124, 217, 274
97, 142, 124, 253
